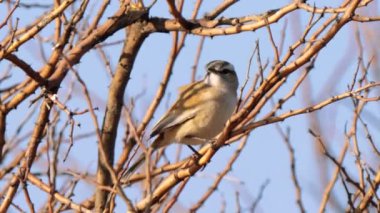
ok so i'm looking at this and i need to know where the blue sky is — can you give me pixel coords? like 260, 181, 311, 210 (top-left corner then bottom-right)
1, 0, 380, 212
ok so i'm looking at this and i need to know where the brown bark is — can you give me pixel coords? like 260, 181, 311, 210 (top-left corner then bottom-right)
95, 20, 149, 212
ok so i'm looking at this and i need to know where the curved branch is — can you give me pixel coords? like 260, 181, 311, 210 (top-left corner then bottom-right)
0, 0, 75, 59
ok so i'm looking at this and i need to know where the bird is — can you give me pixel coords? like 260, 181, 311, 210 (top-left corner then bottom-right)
124, 60, 239, 177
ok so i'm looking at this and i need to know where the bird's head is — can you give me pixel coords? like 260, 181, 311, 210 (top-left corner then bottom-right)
204, 60, 239, 92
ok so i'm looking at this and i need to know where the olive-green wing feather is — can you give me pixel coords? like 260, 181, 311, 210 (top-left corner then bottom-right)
150, 109, 196, 137
150, 81, 207, 138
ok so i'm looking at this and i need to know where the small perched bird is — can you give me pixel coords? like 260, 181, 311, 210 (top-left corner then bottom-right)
125, 60, 239, 176
150, 60, 239, 150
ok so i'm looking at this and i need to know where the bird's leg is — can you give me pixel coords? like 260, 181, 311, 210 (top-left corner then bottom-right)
186, 144, 208, 171
186, 145, 202, 158
184, 135, 206, 157
184, 136, 216, 171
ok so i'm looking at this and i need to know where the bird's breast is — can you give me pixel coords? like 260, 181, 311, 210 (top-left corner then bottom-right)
193, 90, 237, 138
174, 87, 237, 145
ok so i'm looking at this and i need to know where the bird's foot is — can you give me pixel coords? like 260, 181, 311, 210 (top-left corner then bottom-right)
187, 145, 201, 158
186, 145, 209, 171
210, 139, 219, 151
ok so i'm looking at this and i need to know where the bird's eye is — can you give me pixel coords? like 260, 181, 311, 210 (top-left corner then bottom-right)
219, 69, 230, 74
208, 68, 231, 74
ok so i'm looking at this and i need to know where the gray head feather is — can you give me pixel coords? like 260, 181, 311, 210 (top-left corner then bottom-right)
206, 60, 235, 74
205, 60, 239, 91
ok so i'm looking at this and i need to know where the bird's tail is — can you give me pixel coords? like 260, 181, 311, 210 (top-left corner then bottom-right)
121, 137, 164, 184
121, 153, 146, 185
127, 153, 146, 174
121, 145, 160, 185
120, 153, 145, 185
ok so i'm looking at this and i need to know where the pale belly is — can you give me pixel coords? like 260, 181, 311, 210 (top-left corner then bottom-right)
176, 93, 237, 145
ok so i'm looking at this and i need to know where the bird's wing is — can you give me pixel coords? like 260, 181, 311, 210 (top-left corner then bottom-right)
150, 81, 206, 138
150, 109, 196, 137
177, 83, 194, 93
